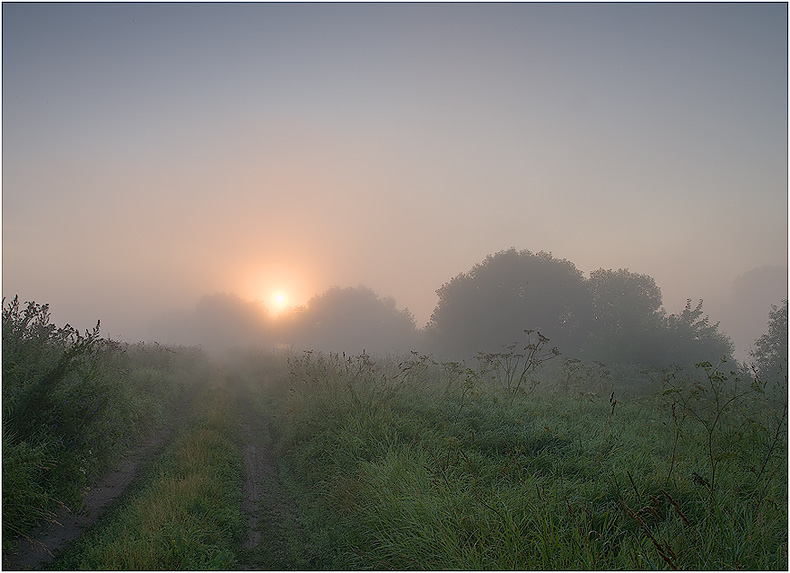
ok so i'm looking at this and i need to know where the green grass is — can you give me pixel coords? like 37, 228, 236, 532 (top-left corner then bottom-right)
2, 296, 209, 554
53, 380, 245, 570
5, 299, 785, 570
270, 350, 788, 570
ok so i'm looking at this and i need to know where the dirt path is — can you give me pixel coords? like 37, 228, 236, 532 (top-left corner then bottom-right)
236, 391, 308, 570
3, 393, 196, 571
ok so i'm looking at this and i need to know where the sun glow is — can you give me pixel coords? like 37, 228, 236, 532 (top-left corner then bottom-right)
271, 291, 289, 313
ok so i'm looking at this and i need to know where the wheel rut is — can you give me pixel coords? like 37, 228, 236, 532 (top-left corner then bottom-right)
3, 391, 196, 571
236, 391, 307, 570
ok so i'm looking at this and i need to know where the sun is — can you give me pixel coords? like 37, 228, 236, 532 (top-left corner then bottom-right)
270, 291, 289, 313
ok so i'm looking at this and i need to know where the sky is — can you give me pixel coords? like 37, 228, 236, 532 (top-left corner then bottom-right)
3, 2, 787, 357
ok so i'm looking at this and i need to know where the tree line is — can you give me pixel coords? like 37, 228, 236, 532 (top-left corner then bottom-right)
153, 248, 785, 370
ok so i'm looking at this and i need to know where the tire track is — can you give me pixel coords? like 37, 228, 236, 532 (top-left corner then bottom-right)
3, 392, 197, 570
236, 390, 307, 570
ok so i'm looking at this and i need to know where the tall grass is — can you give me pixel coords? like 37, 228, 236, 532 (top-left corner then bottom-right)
2, 297, 208, 555
272, 349, 787, 569
54, 380, 245, 570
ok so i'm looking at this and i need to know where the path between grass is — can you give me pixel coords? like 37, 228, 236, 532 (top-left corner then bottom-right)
235, 387, 308, 570
4, 392, 197, 570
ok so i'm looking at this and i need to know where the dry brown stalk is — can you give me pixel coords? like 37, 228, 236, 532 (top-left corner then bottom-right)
621, 500, 679, 570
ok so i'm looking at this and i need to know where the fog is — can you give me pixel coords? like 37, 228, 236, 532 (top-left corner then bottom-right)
139, 253, 785, 366
3, 4, 787, 363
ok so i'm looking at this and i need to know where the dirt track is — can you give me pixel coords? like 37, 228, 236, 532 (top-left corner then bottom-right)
236, 388, 306, 570
3, 394, 195, 571
4, 380, 305, 571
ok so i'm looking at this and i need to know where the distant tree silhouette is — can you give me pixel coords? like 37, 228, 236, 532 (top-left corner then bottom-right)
426, 250, 734, 367
285, 285, 417, 354
193, 293, 270, 350
658, 299, 733, 366
583, 268, 666, 365
749, 299, 788, 387
427, 249, 591, 357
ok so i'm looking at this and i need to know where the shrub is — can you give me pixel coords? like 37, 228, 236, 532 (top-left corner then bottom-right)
2, 296, 202, 553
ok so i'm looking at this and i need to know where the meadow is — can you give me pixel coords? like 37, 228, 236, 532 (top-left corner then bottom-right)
3, 298, 787, 569
2, 297, 212, 561
54, 380, 245, 570
260, 347, 788, 570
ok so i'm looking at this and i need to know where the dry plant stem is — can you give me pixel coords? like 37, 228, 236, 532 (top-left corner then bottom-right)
665, 399, 682, 487
677, 361, 752, 510
753, 401, 788, 517
660, 489, 689, 526
621, 500, 679, 570
698, 389, 744, 501
598, 392, 617, 463
626, 470, 641, 504
424, 447, 450, 489
756, 401, 787, 484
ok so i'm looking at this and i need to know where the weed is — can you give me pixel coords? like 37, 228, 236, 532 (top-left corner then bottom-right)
2, 297, 205, 556
266, 349, 786, 569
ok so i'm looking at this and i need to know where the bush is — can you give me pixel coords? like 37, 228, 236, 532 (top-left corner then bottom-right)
2, 296, 202, 553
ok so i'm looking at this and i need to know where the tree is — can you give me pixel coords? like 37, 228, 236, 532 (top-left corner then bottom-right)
193, 293, 270, 351
284, 285, 417, 354
583, 268, 666, 365
427, 249, 591, 357
750, 299, 788, 388
660, 299, 733, 366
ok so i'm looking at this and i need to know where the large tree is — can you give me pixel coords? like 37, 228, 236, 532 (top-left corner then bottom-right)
583, 268, 666, 365
427, 249, 591, 357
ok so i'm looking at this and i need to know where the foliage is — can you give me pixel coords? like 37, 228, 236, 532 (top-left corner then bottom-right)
428, 248, 591, 357
54, 382, 245, 570
583, 268, 666, 365
2, 296, 202, 555
271, 349, 786, 570
153, 251, 738, 370
750, 299, 788, 390
660, 299, 733, 366
283, 285, 417, 354
426, 251, 733, 368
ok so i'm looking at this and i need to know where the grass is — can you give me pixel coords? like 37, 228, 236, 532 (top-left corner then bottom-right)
53, 379, 245, 570
4, 297, 785, 569
269, 350, 787, 570
2, 297, 208, 555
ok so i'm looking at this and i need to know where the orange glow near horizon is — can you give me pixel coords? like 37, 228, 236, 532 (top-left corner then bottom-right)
238, 263, 319, 314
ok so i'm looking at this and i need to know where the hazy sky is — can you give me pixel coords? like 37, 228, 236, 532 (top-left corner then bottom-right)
3, 2, 787, 352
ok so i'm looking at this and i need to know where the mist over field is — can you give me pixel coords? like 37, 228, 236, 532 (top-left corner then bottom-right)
139, 254, 785, 367
3, 6, 788, 566
3, 3, 787, 362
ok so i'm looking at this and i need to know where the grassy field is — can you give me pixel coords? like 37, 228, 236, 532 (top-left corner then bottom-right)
3, 296, 786, 569
54, 380, 245, 569
2, 297, 210, 557
267, 350, 787, 570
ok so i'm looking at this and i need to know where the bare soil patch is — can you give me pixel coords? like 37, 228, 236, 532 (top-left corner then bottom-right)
3, 394, 195, 571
